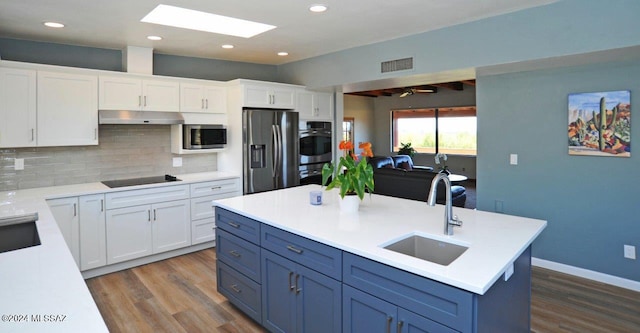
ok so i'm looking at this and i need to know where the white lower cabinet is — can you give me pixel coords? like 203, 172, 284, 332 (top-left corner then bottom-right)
151, 199, 191, 253
46, 178, 240, 273
79, 194, 106, 270
106, 205, 153, 264
47, 197, 80, 267
189, 178, 241, 245
106, 200, 190, 264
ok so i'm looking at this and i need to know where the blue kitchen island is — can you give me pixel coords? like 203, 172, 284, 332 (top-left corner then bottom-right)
213, 185, 546, 332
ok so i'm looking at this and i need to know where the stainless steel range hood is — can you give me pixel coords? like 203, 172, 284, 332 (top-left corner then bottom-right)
99, 110, 184, 125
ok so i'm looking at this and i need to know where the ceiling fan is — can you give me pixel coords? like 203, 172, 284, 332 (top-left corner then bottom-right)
399, 86, 436, 97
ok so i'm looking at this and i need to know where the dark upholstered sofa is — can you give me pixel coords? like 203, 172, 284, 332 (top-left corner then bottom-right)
368, 155, 466, 207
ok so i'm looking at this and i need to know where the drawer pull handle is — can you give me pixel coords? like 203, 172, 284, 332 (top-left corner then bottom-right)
397, 320, 404, 333
211, 186, 222, 191
228, 221, 240, 228
386, 316, 393, 333
288, 271, 295, 291
230, 284, 241, 293
295, 273, 301, 294
229, 250, 241, 258
286, 245, 303, 254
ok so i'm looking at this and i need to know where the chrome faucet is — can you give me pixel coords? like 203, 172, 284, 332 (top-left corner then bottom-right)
427, 173, 463, 235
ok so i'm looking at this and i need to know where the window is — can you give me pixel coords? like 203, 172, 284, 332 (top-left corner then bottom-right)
392, 106, 476, 156
343, 117, 355, 154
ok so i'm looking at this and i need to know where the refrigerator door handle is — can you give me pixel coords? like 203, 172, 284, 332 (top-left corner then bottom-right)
271, 124, 279, 178
276, 124, 283, 177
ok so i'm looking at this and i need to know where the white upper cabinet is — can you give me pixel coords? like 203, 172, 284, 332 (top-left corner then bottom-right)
243, 83, 297, 109
180, 83, 227, 113
99, 76, 180, 112
0, 68, 37, 148
37, 71, 98, 146
297, 91, 333, 121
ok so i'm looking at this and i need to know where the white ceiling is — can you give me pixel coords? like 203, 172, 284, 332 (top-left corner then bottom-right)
0, 0, 557, 65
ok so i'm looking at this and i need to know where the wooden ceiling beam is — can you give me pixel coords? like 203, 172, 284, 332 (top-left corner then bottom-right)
431, 82, 463, 91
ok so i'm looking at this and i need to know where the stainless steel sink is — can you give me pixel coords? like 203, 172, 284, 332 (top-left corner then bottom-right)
0, 213, 41, 254
383, 234, 468, 266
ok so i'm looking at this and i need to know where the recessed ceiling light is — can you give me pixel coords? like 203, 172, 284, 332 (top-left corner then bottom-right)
309, 4, 328, 13
147, 35, 162, 41
43, 21, 65, 28
141, 4, 276, 38
278, 52, 289, 56
222, 44, 234, 49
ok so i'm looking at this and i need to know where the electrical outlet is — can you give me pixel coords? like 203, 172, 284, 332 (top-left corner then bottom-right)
172, 157, 183, 167
504, 263, 514, 281
510, 154, 518, 165
624, 245, 636, 260
14, 158, 24, 170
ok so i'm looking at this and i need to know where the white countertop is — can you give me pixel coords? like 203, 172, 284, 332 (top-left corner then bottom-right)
0, 171, 239, 332
215, 184, 547, 295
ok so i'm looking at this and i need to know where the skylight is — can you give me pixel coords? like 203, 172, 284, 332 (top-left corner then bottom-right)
141, 4, 276, 38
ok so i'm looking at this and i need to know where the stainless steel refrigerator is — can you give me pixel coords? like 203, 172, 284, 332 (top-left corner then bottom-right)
243, 109, 299, 194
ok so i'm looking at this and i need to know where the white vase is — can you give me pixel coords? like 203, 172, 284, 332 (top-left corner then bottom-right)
339, 194, 360, 213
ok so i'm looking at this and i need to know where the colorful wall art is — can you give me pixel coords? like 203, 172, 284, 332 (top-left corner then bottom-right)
568, 90, 631, 157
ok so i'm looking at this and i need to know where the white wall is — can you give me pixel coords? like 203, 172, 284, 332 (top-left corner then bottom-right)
343, 95, 375, 147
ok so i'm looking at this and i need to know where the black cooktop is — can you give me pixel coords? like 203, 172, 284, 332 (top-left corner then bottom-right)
101, 175, 181, 188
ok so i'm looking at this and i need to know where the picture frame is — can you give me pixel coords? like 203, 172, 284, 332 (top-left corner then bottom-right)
568, 90, 631, 157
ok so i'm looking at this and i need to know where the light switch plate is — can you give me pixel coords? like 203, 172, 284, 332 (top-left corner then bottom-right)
510, 154, 518, 165
172, 157, 183, 167
14, 158, 24, 170
624, 245, 636, 260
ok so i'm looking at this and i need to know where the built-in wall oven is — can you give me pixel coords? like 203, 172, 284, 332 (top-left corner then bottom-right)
299, 121, 332, 185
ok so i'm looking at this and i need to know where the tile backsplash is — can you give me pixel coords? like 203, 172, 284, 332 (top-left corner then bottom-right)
0, 125, 217, 191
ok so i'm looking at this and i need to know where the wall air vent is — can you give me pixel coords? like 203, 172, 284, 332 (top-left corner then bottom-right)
381, 57, 413, 73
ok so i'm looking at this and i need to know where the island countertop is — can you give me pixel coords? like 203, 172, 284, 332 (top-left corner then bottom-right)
214, 184, 547, 294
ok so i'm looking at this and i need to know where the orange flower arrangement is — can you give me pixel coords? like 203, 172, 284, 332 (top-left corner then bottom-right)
322, 140, 375, 199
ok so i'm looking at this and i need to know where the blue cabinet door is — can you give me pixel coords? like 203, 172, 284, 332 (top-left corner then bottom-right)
343, 285, 396, 333
296, 264, 342, 333
262, 249, 296, 333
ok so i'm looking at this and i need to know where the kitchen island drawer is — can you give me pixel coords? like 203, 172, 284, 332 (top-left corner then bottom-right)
105, 185, 189, 209
216, 207, 260, 245
217, 261, 262, 324
217, 229, 261, 282
261, 224, 342, 280
190, 179, 240, 198
343, 252, 473, 332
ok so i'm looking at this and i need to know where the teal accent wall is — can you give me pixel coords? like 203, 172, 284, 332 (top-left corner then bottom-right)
477, 60, 640, 281
0, 38, 279, 82
154, 53, 278, 82
278, 0, 640, 89
0, 38, 122, 71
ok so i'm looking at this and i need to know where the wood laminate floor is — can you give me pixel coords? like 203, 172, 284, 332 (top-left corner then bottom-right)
86, 249, 640, 333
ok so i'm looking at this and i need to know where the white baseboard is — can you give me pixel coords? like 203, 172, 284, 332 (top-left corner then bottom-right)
532, 257, 640, 292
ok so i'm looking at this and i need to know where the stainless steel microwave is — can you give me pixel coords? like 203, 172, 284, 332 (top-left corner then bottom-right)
183, 125, 227, 149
